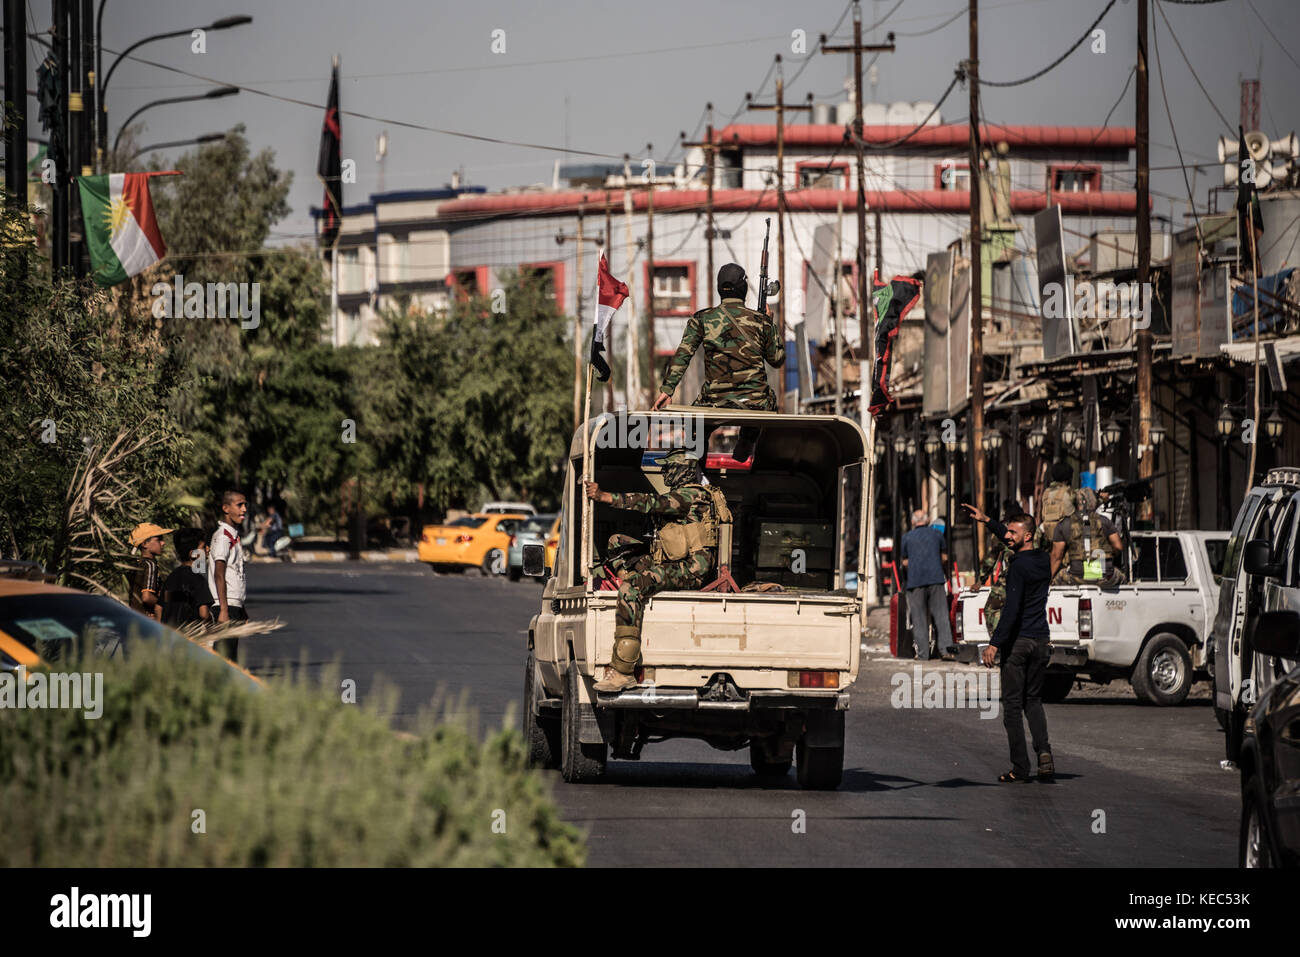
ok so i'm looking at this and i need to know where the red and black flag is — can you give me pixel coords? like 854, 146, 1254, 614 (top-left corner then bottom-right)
867, 270, 922, 416
317, 61, 342, 247
1236, 125, 1265, 274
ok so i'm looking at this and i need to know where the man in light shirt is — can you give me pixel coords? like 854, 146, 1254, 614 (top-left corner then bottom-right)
208, 490, 249, 661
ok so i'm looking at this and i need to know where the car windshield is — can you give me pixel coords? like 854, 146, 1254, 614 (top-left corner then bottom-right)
0, 593, 169, 663
447, 516, 488, 528
521, 516, 554, 536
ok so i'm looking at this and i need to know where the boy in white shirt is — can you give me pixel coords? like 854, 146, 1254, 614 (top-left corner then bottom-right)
208, 490, 249, 660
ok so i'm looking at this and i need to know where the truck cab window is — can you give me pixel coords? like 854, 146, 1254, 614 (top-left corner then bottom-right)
1132, 538, 1159, 582
1157, 537, 1188, 582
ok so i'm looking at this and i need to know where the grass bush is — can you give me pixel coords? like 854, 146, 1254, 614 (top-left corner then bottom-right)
0, 645, 584, 866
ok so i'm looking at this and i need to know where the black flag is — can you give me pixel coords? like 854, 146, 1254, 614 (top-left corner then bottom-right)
317, 62, 342, 247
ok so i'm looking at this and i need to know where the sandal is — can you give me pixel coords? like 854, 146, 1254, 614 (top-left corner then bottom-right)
998, 770, 1028, 783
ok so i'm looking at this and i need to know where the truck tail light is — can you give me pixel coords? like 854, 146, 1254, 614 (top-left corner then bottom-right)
1078, 597, 1092, 640
455, 534, 473, 544
954, 600, 964, 641
788, 670, 839, 688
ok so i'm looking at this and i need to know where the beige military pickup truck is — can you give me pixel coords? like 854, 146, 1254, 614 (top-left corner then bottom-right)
521, 409, 867, 789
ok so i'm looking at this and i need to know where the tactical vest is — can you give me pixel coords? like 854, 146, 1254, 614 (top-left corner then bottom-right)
1067, 511, 1112, 580
652, 486, 731, 562
1040, 482, 1075, 543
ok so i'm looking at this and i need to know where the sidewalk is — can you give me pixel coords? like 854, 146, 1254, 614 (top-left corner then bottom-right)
247, 536, 420, 563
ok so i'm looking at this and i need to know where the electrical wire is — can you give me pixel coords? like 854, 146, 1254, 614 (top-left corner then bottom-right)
1152, 0, 1235, 134
981, 0, 1119, 87
1151, 5, 1201, 236
1247, 0, 1300, 75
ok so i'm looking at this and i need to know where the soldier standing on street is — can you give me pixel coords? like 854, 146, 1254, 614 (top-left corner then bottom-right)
652, 263, 785, 460
584, 449, 728, 693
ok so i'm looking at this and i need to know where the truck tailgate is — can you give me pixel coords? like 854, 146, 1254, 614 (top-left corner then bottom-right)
591, 592, 858, 671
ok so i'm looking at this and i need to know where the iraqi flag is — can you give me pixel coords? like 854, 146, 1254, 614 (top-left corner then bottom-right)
868, 270, 922, 416
77, 173, 166, 287
590, 252, 629, 382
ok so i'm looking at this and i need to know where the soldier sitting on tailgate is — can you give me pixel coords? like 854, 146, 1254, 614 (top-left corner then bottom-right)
1035, 461, 1076, 550
652, 262, 785, 461
1050, 487, 1126, 588
584, 448, 730, 693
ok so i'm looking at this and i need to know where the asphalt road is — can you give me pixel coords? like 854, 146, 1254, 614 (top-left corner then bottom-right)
241, 561, 1240, 867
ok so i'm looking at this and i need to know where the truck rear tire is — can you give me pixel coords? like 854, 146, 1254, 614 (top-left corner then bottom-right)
1131, 633, 1193, 706
524, 649, 560, 769
1041, 672, 1074, 703
749, 741, 792, 779
561, 664, 606, 782
796, 712, 844, 790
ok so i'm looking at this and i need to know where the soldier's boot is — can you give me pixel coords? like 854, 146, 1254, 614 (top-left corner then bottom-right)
593, 627, 641, 693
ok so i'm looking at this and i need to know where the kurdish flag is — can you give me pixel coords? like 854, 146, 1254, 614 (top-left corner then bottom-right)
77, 173, 167, 287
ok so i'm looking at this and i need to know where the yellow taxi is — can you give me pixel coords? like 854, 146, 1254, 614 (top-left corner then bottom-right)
0, 566, 261, 687
418, 513, 528, 575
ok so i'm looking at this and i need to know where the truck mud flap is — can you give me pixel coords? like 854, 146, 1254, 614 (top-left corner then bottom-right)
802, 709, 845, 748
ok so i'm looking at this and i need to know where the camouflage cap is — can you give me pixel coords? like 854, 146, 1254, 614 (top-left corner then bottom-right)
658, 448, 701, 467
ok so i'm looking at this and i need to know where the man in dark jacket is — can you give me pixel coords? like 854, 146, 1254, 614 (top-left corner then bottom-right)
965, 505, 1054, 783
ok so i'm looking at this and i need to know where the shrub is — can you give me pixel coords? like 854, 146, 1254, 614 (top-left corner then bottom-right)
0, 645, 584, 867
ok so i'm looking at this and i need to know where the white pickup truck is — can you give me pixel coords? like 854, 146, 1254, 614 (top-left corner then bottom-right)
953, 529, 1229, 705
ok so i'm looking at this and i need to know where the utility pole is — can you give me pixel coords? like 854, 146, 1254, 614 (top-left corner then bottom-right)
644, 143, 656, 401
573, 203, 585, 430
79, 0, 93, 178
622, 154, 640, 406
2, 0, 26, 209
52, 0, 68, 273
680, 103, 717, 304
747, 57, 813, 412
1135, 0, 1153, 514
967, 0, 986, 561
823, 1, 896, 607
834, 200, 845, 417
605, 190, 615, 412
68, 0, 83, 275
874, 209, 883, 278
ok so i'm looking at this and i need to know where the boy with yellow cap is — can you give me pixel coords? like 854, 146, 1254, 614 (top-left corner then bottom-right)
128, 522, 173, 621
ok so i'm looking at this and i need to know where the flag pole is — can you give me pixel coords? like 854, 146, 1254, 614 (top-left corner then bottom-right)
582, 362, 595, 580
1245, 219, 1262, 492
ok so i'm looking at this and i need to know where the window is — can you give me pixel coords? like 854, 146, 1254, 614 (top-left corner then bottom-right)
449, 267, 487, 301
797, 161, 849, 190
1158, 538, 1188, 582
448, 516, 488, 528
934, 163, 970, 191
1050, 165, 1101, 193
1133, 538, 1159, 582
1204, 538, 1228, 585
521, 261, 564, 308
648, 262, 696, 315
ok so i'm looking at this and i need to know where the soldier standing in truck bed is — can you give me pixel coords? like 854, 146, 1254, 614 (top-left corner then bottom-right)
653, 263, 785, 459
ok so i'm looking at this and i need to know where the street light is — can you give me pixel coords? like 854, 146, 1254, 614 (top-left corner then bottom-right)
1149, 416, 1167, 450
1061, 418, 1080, 450
1216, 403, 1235, 439
128, 132, 226, 162
893, 431, 907, 456
959, 433, 969, 455
905, 436, 917, 459
112, 87, 240, 156
1026, 422, 1046, 453
873, 434, 885, 460
923, 430, 941, 457
1102, 418, 1123, 451
982, 426, 1003, 453
1265, 409, 1284, 445
97, 11, 253, 169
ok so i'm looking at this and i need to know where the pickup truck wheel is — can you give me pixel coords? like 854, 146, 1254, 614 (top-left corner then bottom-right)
1041, 673, 1074, 703
749, 741, 792, 779
561, 664, 606, 782
796, 712, 844, 790
1131, 633, 1192, 706
524, 650, 560, 769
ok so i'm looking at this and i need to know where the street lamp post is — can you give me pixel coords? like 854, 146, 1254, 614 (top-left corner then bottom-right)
1216, 403, 1234, 529
96, 11, 251, 170
128, 131, 226, 162
111, 86, 239, 156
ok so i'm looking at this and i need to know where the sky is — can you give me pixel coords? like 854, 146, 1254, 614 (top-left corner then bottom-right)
31, 0, 1300, 244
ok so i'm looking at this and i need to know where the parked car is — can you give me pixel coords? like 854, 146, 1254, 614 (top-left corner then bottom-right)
481, 501, 535, 516
1236, 608, 1300, 867
0, 571, 261, 688
507, 513, 557, 581
1212, 467, 1300, 767
955, 529, 1229, 704
418, 513, 528, 574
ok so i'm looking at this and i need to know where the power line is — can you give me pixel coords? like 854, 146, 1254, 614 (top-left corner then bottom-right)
1152, 0, 1234, 134
1151, 9, 1201, 236
895, 6, 965, 37
982, 0, 1119, 87
1247, 0, 1300, 75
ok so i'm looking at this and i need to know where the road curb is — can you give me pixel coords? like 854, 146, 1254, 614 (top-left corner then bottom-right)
263, 549, 421, 563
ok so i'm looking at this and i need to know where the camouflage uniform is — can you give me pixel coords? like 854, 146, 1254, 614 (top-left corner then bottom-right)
1034, 480, 1075, 551
592, 451, 721, 682
977, 536, 1015, 635
659, 299, 785, 410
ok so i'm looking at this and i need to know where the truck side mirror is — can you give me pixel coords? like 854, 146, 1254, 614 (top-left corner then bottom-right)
1253, 609, 1300, 659
1244, 538, 1281, 578
522, 543, 547, 578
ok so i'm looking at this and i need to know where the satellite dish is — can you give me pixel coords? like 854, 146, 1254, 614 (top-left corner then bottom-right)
1246, 130, 1270, 162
